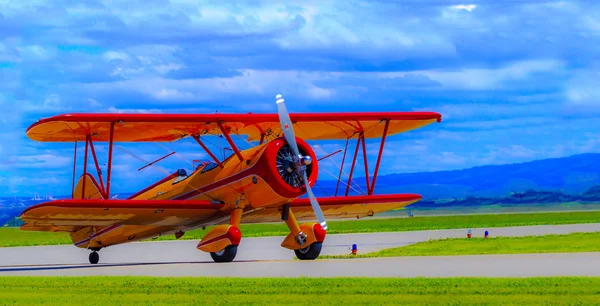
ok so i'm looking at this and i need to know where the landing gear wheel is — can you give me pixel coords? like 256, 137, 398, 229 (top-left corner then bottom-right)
295, 242, 322, 260
210, 245, 238, 263
89, 251, 99, 264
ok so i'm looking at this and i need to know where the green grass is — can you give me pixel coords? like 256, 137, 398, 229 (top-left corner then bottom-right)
1, 277, 600, 305
323, 231, 600, 259
0, 229, 73, 247
3, 210, 600, 247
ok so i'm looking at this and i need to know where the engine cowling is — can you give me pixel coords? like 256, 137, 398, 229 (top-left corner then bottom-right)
253, 136, 319, 200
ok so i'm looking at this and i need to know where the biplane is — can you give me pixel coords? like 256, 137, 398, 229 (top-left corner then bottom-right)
20, 94, 442, 264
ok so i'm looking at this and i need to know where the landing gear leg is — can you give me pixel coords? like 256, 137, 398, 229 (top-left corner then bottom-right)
282, 204, 307, 247
281, 204, 322, 260
206, 198, 245, 263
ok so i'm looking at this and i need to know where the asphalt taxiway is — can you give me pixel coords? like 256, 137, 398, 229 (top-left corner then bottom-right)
1, 223, 600, 277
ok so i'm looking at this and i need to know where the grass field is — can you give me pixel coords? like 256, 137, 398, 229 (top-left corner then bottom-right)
1, 277, 600, 305
323, 231, 600, 259
3, 210, 600, 247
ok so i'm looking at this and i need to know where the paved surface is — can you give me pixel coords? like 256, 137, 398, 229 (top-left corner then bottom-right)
1, 223, 599, 277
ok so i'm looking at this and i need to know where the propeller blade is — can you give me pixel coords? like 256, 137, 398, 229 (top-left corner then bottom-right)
276, 93, 328, 231
302, 171, 328, 230
276, 94, 301, 157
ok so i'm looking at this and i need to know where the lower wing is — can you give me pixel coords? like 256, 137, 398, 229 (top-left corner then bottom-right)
235, 194, 422, 224
19, 194, 421, 232
20, 199, 224, 233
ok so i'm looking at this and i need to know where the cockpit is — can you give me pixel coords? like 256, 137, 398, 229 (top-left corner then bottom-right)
172, 168, 189, 184
198, 161, 219, 173
171, 161, 222, 185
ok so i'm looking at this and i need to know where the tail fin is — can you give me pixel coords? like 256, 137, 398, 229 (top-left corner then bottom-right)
73, 173, 105, 199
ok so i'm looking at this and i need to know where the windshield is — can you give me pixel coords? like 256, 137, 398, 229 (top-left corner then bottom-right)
201, 162, 219, 173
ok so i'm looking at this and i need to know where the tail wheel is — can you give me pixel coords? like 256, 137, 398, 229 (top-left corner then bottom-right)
210, 245, 238, 263
294, 242, 322, 260
89, 251, 99, 264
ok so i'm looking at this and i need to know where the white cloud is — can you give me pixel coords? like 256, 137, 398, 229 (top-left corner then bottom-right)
107, 106, 164, 114
43, 94, 61, 108
73, 59, 564, 106
16, 45, 55, 61
450, 4, 477, 12
87, 98, 101, 107
103, 51, 129, 61
409, 60, 565, 90
565, 69, 600, 109
153, 63, 184, 74
12, 154, 71, 169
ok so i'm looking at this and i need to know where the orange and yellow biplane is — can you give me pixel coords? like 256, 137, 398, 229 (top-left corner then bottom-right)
20, 94, 441, 264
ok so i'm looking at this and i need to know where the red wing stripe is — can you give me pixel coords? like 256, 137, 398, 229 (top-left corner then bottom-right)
21, 199, 223, 215
28, 112, 442, 130
173, 168, 256, 200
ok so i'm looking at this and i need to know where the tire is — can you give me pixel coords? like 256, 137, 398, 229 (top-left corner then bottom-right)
210, 245, 238, 263
89, 251, 99, 264
294, 242, 322, 260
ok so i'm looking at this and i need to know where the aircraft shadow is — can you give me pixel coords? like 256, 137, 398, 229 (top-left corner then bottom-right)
0, 259, 264, 273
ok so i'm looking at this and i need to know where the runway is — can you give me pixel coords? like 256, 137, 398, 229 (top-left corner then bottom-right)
1, 223, 600, 277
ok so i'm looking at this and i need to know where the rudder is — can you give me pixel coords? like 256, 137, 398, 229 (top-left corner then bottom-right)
73, 173, 104, 200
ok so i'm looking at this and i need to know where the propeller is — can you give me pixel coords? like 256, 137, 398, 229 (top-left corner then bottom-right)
276, 94, 328, 231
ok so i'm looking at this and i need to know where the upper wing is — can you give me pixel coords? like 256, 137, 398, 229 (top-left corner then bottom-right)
233, 194, 422, 224
26, 112, 441, 142
20, 199, 224, 232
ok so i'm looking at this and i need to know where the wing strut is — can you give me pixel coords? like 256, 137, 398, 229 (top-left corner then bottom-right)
333, 119, 391, 196
345, 134, 362, 196
106, 122, 115, 199
370, 119, 390, 195
217, 121, 243, 161
360, 132, 371, 193
82, 135, 89, 198
88, 135, 107, 197
334, 139, 349, 196
71, 141, 78, 198
192, 135, 224, 168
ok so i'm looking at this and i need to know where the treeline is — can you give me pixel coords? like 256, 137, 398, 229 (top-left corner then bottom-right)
4, 217, 23, 227
410, 185, 600, 208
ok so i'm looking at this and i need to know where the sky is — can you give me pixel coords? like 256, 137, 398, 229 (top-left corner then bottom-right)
1, 0, 599, 197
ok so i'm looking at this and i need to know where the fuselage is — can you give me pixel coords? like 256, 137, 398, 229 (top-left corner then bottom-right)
130, 136, 318, 211
69, 136, 319, 248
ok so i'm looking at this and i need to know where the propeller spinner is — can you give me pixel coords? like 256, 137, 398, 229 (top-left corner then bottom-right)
276, 94, 328, 231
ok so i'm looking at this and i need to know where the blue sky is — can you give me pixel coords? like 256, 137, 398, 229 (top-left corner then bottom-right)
1, 0, 599, 196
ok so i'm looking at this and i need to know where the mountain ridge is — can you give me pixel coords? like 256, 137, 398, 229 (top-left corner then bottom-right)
315, 153, 600, 199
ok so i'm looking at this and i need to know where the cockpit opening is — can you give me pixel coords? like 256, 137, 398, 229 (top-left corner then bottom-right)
172, 168, 189, 184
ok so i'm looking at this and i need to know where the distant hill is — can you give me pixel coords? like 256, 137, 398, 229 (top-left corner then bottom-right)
315, 153, 600, 199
